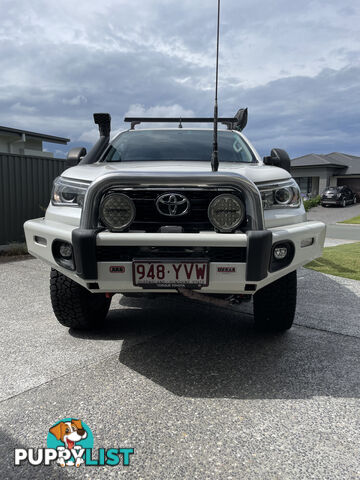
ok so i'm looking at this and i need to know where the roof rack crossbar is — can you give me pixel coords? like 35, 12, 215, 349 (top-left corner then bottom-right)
125, 116, 236, 123
124, 108, 248, 131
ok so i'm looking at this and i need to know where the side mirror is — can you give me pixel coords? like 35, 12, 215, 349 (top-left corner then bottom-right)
66, 147, 87, 167
263, 148, 291, 173
233, 108, 248, 131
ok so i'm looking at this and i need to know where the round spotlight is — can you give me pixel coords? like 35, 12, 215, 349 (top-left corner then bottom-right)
208, 194, 245, 232
99, 193, 136, 231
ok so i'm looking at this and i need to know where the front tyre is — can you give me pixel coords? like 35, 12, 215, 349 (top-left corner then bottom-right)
253, 270, 297, 332
50, 269, 111, 329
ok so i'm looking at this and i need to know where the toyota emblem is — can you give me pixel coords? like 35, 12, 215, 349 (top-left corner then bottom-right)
156, 193, 190, 216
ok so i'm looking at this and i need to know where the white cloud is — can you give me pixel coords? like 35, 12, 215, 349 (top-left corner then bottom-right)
78, 128, 99, 143
2, 0, 359, 88
10, 102, 36, 113
125, 104, 195, 117
62, 95, 88, 106
0, 0, 359, 157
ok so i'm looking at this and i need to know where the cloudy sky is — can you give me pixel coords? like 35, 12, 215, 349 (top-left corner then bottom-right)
1, 0, 359, 158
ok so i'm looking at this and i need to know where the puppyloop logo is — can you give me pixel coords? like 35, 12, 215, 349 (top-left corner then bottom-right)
14, 418, 134, 468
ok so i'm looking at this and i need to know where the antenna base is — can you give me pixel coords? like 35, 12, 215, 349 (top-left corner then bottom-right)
211, 151, 219, 172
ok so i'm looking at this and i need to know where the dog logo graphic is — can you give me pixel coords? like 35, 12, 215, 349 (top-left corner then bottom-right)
48, 418, 91, 467
49, 419, 87, 450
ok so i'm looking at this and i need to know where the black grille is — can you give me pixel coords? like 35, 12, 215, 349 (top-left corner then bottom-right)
104, 188, 245, 233
96, 246, 247, 263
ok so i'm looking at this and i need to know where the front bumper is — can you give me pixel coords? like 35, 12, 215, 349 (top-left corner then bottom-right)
321, 198, 342, 205
24, 218, 326, 294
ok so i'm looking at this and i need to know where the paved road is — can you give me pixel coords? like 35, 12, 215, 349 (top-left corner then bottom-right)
324, 224, 360, 242
307, 203, 360, 243
0, 258, 359, 479
307, 202, 360, 225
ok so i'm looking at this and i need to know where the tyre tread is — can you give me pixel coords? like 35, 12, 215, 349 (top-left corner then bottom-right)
50, 269, 110, 329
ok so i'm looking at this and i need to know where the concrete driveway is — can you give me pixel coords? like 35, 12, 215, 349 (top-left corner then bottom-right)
0, 258, 359, 479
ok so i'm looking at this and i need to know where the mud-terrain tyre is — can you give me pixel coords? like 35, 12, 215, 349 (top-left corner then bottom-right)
253, 270, 297, 332
50, 269, 111, 329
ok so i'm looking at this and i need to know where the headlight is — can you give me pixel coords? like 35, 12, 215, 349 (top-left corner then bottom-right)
208, 194, 245, 232
259, 180, 301, 209
274, 187, 293, 205
99, 193, 136, 231
52, 177, 89, 207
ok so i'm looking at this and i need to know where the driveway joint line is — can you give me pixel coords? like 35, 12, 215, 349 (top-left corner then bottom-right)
0, 350, 122, 405
294, 321, 360, 339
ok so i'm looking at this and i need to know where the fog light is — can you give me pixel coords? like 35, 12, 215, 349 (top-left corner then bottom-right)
59, 242, 73, 259
273, 246, 288, 260
269, 241, 295, 272
52, 240, 75, 271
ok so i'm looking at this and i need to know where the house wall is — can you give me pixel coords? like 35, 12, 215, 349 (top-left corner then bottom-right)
0, 138, 9, 152
291, 166, 346, 195
311, 176, 319, 196
0, 134, 49, 155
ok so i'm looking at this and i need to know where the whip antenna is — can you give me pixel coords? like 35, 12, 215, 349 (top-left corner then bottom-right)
211, 0, 221, 172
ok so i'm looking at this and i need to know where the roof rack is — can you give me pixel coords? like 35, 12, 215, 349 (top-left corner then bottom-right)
124, 108, 248, 131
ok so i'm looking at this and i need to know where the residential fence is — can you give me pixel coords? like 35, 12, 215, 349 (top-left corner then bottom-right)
0, 153, 67, 245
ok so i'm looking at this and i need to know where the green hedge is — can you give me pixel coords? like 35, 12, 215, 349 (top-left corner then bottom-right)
303, 195, 321, 211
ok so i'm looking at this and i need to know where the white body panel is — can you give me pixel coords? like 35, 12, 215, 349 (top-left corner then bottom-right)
24, 217, 325, 294
24, 128, 326, 295
62, 161, 291, 185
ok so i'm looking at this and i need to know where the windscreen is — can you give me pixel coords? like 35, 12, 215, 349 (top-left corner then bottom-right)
104, 130, 256, 163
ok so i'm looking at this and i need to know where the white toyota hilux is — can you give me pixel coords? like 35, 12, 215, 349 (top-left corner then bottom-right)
24, 111, 326, 331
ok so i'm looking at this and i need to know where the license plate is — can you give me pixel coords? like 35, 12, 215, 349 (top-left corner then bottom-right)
132, 260, 209, 288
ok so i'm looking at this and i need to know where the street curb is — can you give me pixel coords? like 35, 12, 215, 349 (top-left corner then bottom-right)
335, 222, 360, 226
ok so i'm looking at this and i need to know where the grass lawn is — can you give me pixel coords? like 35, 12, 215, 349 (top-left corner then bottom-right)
305, 242, 360, 280
340, 215, 360, 224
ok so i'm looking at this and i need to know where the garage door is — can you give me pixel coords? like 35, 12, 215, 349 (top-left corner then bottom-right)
337, 177, 360, 195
